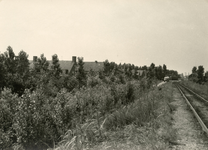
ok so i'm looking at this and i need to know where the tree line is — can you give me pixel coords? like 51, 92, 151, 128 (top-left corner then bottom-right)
0, 46, 180, 96
189, 66, 208, 84
103, 60, 179, 81
0, 46, 87, 96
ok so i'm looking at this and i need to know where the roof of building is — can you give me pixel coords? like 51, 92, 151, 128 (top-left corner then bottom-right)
83, 62, 104, 72
58, 61, 75, 71
29, 60, 74, 70
29, 60, 104, 72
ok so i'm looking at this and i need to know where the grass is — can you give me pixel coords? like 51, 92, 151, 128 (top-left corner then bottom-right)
182, 80, 208, 99
52, 82, 177, 150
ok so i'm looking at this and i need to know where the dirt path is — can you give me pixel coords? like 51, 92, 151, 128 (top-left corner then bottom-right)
170, 86, 208, 150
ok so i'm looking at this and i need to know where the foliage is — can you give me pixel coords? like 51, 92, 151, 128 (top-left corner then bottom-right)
87, 75, 102, 87
0, 45, 180, 150
0, 73, 150, 150
0, 47, 31, 95
33, 54, 49, 73
182, 80, 208, 99
205, 71, 208, 82
63, 76, 78, 92
16, 50, 30, 77
192, 66, 197, 74
0, 54, 6, 90
189, 65, 206, 84
103, 60, 113, 76
155, 65, 163, 80
54, 82, 176, 150
76, 57, 87, 88
0, 88, 77, 149
4, 46, 16, 75
0, 89, 18, 149
197, 65, 204, 83
163, 64, 167, 77
188, 72, 198, 82
51, 54, 62, 78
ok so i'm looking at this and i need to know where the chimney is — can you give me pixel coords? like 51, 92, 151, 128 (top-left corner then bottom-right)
72, 56, 76, 63
33, 56, 37, 62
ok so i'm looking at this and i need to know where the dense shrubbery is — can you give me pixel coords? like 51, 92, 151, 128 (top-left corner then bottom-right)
0, 76, 149, 149
54, 80, 174, 150
0, 46, 179, 150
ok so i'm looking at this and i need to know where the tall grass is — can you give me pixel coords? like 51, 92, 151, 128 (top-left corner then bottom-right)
0, 75, 144, 150
53, 82, 176, 150
0, 75, 176, 150
182, 80, 208, 99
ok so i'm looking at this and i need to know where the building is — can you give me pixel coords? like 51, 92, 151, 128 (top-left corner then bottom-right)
30, 56, 104, 75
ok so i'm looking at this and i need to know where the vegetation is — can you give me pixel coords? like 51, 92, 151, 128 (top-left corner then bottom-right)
181, 80, 208, 100
189, 65, 208, 84
53, 82, 177, 150
0, 46, 179, 150
181, 65, 208, 99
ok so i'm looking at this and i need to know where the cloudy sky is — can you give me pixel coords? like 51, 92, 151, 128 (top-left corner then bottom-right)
0, 0, 208, 74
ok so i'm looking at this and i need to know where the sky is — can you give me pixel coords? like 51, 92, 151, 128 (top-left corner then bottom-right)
0, 0, 208, 74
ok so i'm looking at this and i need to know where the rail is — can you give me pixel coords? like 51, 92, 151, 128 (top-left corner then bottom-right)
175, 84, 208, 135
179, 84, 208, 103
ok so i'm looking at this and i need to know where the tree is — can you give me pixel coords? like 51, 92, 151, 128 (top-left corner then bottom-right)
204, 71, 208, 82
76, 57, 87, 88
133, 68, 139, 79
192, 66, 197, 74
12, 50, 30, 95
34, 54, 49, 73
0, 54, 6, 90
3, 46, 20, 93
189, 66, 198, 82
141, 65, 147, 70
156, 65, 163, 80
4, 46, 16, 75
0, 47, 30, 95
169, 70, 179, 80
30, 54, 49, 91
103, 60, 116, 76
125, 64, 132, 78
148, 63, 156, 79
103, 60, 110, 75
16, 50, 30, 78
51, 54, 62, 78
150, 63, 155, 69
163, 64, 167, 77
197, 65, 204, 84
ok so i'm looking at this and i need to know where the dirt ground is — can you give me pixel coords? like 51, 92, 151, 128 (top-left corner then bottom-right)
170, 86, 208, 150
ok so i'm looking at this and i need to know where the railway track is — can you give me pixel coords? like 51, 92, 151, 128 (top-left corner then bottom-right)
174, 82, 208, 136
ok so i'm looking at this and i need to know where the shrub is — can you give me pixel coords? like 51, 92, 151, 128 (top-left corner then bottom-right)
0, 76, 154, 150
118, 74, 126, 84
0, 89, 18, 149
0, 88, 78, 150
86, 75, 101, 87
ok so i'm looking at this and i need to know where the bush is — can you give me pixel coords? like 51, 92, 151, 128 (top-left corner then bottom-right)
0, 89, 18, 149
0, 88, 78, 150
0, 77, 153, 150
87, 75, 101, 87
